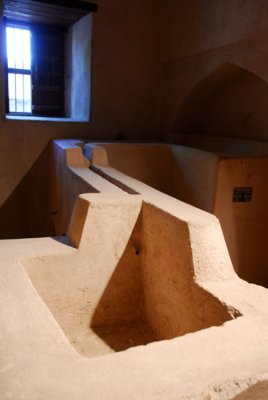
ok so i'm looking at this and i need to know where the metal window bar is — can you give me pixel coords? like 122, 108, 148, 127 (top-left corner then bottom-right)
6, 25, 32, 114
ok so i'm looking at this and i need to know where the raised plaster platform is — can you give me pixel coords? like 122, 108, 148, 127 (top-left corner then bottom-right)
1, 140, 268, 399
83, 141, 268, 287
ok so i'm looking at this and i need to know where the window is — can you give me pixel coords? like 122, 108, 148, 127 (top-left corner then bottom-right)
5, 23, 65, 117
6, 25, 31, 113
3, 0, 98, 121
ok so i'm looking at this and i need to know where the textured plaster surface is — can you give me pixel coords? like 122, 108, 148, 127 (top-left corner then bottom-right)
2, 1, 268, 243
89, 141, 268, 287
1, 140, 268, 399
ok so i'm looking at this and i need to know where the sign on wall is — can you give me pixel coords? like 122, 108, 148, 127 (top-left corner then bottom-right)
233, 187, 253, 202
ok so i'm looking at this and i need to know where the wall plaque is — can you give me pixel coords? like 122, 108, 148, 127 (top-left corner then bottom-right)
233, 187, 252, 202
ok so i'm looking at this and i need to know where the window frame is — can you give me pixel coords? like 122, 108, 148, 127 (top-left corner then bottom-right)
4, 19, 66, 118
3, 13, 94, 122
3, 0, 97, 122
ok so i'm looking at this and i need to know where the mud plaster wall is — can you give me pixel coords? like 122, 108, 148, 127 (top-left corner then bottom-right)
102, 143, 218, 213
2, 1, 268, 238
65, 14, 92, 121
158, 0, 268, 142
0, 0, 163, 237
214, 157, 268, 287
199, 69, 268, 139
100, 143, 268, 287
50, 143, 97, 237
0, 0, 161, 213
142, 203, 231, 339
102, 144, 175, 195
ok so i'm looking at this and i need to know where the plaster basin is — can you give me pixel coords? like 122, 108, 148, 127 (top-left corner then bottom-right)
1, 140, 268, 399
23, 195, 237, 358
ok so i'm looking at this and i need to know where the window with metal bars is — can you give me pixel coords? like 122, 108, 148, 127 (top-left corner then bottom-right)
3, 0, 97, 121
6, 25, 32, 113
5, 22, 65, 117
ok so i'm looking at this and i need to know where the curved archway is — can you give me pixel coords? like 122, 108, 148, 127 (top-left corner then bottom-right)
174, 62, 268, 140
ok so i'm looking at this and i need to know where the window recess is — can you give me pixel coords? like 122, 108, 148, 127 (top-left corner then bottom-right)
3, 0, 98, 120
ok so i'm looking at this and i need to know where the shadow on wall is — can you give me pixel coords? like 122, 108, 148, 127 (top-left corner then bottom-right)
91, 204, 238, 353
232, 380, 268, 400
0, 145, 54, 239
90, 211, 154, 352
173, 63, 268, 288
174, 62, 268, 140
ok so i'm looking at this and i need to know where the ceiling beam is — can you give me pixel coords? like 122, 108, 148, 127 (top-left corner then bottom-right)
3, 0, 98, 27
31, 0, 98, 12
